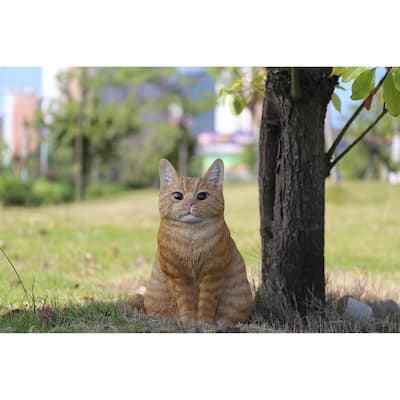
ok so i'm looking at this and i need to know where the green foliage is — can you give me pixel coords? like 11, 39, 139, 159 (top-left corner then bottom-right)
332, 67, 400, 117
219, 68, 266, 115
39, 67, 215, 192
0, 174, 73, 206
383, 71, 400, 116
331, 67, 369, 82
32, 179, 73, 204
85, 182, 125, 199
336, 142, 370, 180
108, 68, 214, 187
0, 175, 34, 206
120, 123, 196, 187
391, 68, 400, 92
230, 94, 246, 115
38, 68, 143, 196
0, 139, 7, 168
241, 143, 257, 173
334, 86, 398, 179
331, 93, 342, 112
351, 69, 376, 100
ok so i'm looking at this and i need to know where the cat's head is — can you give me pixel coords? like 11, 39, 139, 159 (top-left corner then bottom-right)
158, 158, 225, 223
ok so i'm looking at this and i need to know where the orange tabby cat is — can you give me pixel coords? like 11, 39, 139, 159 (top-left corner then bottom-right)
143, 158, 252, 325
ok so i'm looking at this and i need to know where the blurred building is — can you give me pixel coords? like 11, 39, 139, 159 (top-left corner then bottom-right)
2, 90, 39, 172
198, 129, 257, 179
197, 68, 262, 179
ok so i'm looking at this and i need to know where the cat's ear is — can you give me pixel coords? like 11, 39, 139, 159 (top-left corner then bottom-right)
205, 158, 224, 187
159, 159, 177, 187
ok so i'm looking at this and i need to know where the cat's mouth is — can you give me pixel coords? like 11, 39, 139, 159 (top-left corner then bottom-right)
179, 213, 202, 223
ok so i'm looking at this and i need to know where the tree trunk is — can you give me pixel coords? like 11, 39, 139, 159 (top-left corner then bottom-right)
259, 67, 336, 312
76, 68, 88, 201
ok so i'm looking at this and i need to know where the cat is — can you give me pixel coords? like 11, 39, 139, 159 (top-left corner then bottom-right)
143, 158, 252, 326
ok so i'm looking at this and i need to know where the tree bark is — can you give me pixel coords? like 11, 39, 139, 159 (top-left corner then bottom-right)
259, 67, 336, 312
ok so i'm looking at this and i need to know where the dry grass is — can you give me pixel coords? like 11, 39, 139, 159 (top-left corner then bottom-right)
249, 270, 399, 333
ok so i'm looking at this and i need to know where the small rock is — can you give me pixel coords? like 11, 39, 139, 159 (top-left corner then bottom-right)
0, 239, 6, 248
344, 297, 373, 320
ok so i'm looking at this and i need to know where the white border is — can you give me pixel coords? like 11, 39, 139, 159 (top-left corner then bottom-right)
1, 334, 399, 400
1, 0, 399, 66
1, 1, 399, 398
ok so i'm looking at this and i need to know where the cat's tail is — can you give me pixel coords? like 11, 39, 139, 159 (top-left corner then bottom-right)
130, 286, 147, 312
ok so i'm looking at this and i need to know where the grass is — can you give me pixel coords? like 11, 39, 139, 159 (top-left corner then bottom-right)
0, 181, 399, 332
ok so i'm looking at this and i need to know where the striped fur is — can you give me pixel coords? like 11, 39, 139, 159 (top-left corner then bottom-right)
144, 158, 252, 325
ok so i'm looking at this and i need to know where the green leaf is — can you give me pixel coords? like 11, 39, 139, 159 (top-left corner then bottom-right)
331, 67, 346, 77
230, 95, 245, 115
351, 69, 375, 100
391, 67, 400, 92
331, 93, 341, 112
340, 67, 369, 82
383, 73, 400, 117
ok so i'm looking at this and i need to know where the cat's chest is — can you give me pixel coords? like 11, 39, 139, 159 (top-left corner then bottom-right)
158, 226, 224, 277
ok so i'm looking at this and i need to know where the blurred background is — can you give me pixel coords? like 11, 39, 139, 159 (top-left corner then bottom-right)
0, 66, 399, 206
0, 67, 264, 203
0, 67, 400, 309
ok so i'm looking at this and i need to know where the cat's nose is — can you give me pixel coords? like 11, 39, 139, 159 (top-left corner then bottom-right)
184, 202, 193, 209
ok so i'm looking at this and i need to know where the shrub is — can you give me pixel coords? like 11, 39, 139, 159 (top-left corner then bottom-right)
0, 175, 34, 206
0, 175, 73, 206
31, 179, 73, 205
85, 183, 125, 199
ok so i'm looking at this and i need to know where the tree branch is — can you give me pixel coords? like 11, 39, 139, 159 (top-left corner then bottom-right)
325, 68, 390, 164
329, 108, 388, 170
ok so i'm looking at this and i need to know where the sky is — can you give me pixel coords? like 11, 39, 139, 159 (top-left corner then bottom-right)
0, 67, 42, 118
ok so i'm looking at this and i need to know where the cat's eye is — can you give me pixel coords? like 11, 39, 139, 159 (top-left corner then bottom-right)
172, 192, 184, 200
197, 192, 209, 201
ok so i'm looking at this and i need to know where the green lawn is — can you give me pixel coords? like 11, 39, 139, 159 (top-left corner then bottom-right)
0, 181, 399, 332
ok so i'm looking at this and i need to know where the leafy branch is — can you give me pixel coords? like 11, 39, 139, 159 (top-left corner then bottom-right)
218, 68, 266, 114
329, 107, 388, 170
326, 67, 391, 165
